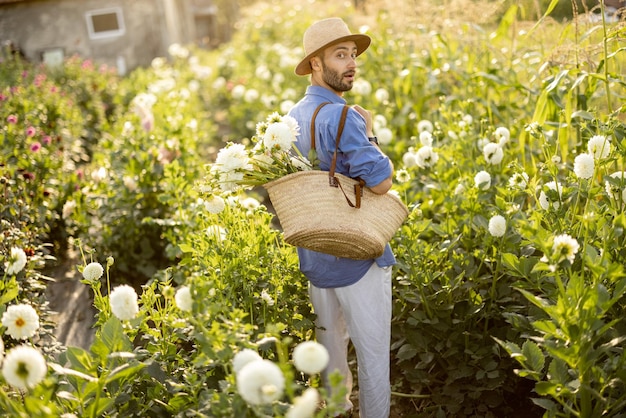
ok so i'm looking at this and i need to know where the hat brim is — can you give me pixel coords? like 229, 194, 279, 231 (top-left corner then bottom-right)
294, 34, 371, 76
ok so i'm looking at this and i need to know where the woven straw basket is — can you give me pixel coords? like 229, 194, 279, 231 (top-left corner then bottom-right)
264, 170, 409, 260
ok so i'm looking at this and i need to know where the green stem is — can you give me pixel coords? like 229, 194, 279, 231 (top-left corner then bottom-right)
485, 242, 502, 335
554, 270, 566, 298
579, 375, 592, 418
391, 391, 430, 398
76, 238, 87, 265
573, 178, 588, 237
91, 379, 103, 418
599, 0, 613, 114
105, 266, 111, 319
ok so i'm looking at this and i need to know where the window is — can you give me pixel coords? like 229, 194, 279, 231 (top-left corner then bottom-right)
85, 7, 125, 40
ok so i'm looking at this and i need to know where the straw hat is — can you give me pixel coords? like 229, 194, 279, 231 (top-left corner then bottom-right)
295, 17, 371, 76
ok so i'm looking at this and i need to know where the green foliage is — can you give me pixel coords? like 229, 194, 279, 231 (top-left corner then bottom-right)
173, 198, 314, 339
500, 0, 593, 21
0, 55, 107, 255
1, 0, 625, 416
68, 55, 218, 284
496, 270, 626, 417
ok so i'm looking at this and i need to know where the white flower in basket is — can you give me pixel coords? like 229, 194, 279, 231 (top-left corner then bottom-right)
208, 112, 313, 192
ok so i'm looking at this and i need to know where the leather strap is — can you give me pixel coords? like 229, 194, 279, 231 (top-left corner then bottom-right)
310, 103, 365, 208
329, 105, 350, 180
310, 102, 330, 150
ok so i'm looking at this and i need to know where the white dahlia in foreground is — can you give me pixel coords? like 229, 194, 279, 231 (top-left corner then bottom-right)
2, 345, 47, 390
236, 359, 285, 405
109, 285, 139, 321
293, 341, 329, 375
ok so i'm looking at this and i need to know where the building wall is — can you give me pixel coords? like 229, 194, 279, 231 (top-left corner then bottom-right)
0, 0, 173, 73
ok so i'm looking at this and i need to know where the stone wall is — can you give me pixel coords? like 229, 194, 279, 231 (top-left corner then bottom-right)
0, 0, 179, 73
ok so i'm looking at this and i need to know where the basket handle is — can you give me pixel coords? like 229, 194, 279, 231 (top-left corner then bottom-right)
311, 102, 364, 209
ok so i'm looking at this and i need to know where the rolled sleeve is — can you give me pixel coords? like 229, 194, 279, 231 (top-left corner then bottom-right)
331, 109, 392, 188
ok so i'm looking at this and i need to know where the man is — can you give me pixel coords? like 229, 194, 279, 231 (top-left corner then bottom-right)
288, 17, 395, 418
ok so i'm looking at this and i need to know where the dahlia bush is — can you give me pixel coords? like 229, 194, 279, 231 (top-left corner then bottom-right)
0, 0, 625, 417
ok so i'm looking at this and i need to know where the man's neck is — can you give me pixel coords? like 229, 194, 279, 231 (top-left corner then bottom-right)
311, 77, 343, 97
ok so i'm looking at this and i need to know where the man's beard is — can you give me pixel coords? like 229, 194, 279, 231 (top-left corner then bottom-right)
321, 59, 353, 92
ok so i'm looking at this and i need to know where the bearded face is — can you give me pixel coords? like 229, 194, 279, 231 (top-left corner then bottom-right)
319, 56, 354, 92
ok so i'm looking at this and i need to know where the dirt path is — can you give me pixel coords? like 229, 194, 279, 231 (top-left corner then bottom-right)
45, 251, 96, 349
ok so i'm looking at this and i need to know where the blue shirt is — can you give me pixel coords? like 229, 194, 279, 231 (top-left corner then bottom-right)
288, 86, 396, 288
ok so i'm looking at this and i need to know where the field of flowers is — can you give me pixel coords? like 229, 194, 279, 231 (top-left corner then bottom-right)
1, 0, 625, 416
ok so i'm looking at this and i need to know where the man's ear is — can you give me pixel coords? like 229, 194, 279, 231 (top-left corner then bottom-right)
310, 56, 321, 72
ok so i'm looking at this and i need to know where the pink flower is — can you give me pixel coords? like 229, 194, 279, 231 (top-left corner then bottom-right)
42, 135, 52, 145
81, 60, 93, 70
0, 93, 7, 101
7, 115, 18, 124
30, 142, 41, 152
141, 115, 154, 132
25, 126, 36, 137
34, 74, 46, 87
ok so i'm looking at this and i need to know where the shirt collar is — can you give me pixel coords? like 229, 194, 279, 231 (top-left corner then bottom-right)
305, 85, 347, 105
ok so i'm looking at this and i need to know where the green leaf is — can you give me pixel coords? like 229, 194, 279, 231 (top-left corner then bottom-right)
501, 253, 521, 276
531, 397, 558, 411
397, 343, 418, 361
491, 4, 518, 42
532, 320, 558, 337
524, 0, 561, 37
535, 381, 560, 396
517, 288, 550, 310
522, 341, 545, 373
307, 149, 320, 169
85, 397, 115, 418
49, 362, 97, 382
0, 283, 20, 306
65, 346, 95, 372
493, 337, 523, 359
145, 360, 168, 383
105, 362, 145, 385
571, 110, 595, 121
548, 358, 570, 385
91, 317, 132, 362
178, 243, 195, 254
530, 261, 552, 274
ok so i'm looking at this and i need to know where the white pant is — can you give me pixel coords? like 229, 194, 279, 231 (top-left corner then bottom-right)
309, 263, 392, 418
